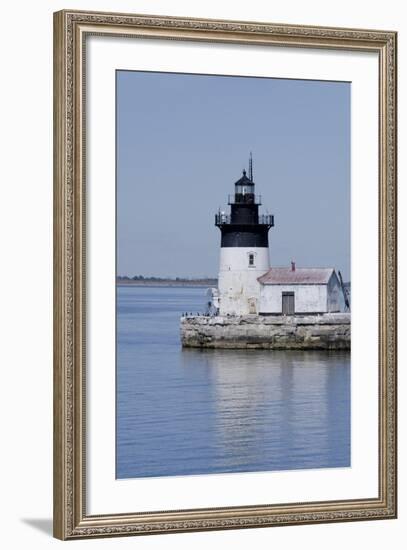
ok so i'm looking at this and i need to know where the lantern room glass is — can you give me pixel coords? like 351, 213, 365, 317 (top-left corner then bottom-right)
235, 184, 254, 195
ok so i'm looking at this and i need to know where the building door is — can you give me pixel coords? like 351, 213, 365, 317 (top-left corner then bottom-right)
248, 298, 257, 314
282, 292, 295, 315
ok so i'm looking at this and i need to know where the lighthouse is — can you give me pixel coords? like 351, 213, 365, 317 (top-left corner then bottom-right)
215, 155, 274, 315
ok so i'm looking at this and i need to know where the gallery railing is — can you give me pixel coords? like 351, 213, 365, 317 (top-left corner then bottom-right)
215, 213, 274, 227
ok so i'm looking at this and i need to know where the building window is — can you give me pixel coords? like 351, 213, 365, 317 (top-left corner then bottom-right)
248, 253, 255, 267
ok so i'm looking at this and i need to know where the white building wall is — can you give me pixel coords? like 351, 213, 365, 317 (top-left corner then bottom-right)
259, 284, 328, 314
218, 247, 269, 315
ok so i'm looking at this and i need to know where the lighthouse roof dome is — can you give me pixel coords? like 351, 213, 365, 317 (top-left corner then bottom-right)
234, 169, 254, 186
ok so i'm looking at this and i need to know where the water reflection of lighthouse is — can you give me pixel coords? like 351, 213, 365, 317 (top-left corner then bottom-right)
181, 349, 350, 472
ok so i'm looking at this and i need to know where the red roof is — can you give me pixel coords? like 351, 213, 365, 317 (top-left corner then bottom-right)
258, 267, 335, 285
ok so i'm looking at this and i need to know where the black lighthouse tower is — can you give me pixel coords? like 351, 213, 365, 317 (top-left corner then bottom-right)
215, 155, 274, 246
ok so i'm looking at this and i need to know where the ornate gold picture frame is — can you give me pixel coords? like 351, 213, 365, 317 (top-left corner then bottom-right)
53, 9, 397, 540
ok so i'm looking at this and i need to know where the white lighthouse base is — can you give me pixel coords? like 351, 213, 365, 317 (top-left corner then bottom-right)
218, 247, 269, 316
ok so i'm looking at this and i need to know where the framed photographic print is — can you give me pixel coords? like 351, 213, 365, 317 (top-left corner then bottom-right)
53, 9, 397, 540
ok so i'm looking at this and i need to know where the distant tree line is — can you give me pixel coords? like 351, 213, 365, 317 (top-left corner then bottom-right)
117, 275, 217, 282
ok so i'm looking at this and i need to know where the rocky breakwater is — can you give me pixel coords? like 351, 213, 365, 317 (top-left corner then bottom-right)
181, 313, 351, 350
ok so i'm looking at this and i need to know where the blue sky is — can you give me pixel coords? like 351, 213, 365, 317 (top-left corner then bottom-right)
117, 71, 350, 280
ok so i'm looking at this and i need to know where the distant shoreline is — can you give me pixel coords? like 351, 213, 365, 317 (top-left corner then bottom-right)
117, 278, 217, 288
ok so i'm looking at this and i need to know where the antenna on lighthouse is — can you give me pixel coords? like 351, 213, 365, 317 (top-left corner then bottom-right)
249, 152, 253, 182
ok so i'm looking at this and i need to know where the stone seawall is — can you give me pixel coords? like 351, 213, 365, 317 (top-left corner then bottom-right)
181, 313, 351, 350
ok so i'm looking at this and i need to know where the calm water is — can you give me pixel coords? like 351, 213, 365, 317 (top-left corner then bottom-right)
117, 286, 350, 479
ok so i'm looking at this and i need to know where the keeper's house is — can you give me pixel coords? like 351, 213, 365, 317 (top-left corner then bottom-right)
257, 264, 343, 315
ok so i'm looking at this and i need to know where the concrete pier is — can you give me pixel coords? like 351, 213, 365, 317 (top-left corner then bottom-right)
181, 313, 350, 350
